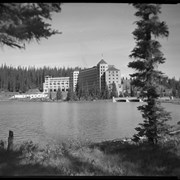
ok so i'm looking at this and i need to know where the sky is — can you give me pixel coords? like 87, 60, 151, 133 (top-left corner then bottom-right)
0, 3, 180, 79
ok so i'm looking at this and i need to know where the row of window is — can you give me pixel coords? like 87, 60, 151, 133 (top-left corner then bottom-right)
47, 82, 69, 85
46, 79, 69, 82
107, 71, 119, 74
45, 86, 68, 89
109, 77, 119, 80
100, 65, 107, 69
109, 81, 119, 84
49, 88, 68, 92
108, 74, 119, 76
46, 80, 69, 83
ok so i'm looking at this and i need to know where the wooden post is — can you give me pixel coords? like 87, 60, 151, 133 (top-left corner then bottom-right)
7, 130, 14, 151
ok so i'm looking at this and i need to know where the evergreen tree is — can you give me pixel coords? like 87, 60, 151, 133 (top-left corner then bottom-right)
90, 82, 97, 99
128, 4, 171, 144
111, 82, 118, 98
96, 87, 101, 99
84, 82, 89, 100
178, 79, 180, 98
66, 87, 74, 101
56, 88, 62, 100
171, 77, 177, 97
49, 91, 52, 100
119, 91, 124, 97
75, 81, 80, 100
0, 3, 61, 49
96, 84, 101, 99
130, 84, 135, 97
124, 90, 129, 97
102, 84, 110, 99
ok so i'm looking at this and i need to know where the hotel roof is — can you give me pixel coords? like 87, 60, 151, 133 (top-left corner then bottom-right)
97, 59, 107, 65
107, 66, 119, 71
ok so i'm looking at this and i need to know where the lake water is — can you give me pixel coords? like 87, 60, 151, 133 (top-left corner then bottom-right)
0, 101, 179, 145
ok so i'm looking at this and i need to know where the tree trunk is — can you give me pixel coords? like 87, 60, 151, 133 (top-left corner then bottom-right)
7, 130, 14, 151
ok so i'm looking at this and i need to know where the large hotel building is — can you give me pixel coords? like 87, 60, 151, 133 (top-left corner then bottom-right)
77, 59, 122, 95
43, 59, 122, 96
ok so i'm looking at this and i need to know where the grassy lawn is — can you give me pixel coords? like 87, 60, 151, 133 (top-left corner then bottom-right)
0, 136, 180, 177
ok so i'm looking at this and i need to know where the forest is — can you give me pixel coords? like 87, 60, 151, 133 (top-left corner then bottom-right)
0, 64, 81, 93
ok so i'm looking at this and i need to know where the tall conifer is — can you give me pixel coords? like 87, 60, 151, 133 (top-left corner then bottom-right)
128, 4, 171, 144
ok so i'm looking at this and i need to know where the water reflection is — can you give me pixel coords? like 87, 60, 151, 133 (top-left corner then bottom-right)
0, 101, 179, 144
0, 101, 44, 144
41, 102, 142, 143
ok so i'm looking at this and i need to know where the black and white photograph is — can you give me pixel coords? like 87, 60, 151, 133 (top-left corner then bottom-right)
0, 2, 180, 177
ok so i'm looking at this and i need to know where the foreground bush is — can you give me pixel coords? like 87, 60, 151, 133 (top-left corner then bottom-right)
0, 138, 179, 176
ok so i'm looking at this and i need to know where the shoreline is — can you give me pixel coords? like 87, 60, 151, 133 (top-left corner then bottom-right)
1, 91, 180, 105
2, 98, 180, 104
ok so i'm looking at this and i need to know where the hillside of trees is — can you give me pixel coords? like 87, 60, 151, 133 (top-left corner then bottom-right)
0, 64, 81, 93
122, 77, 180, 98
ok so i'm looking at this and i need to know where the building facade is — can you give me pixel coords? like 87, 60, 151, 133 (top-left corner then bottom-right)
97, 59, 108, 91
43, 75, 69, 93
76, 59, 121, 95
105, 65, 122, 95
77, 66, 98, 91
69, 70, 79, 91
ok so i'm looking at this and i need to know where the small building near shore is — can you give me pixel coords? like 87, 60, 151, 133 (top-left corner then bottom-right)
43, 75, 69, 93
10, 93, 48, 99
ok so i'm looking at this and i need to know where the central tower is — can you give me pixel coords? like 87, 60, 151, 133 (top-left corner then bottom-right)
97, 58, 108, 91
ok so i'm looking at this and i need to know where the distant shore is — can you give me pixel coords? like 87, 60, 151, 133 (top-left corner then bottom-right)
1, 91, 180, 105
158, 98, 180, 105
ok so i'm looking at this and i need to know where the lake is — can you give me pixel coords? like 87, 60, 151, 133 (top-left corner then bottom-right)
0, 101, 179, 145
